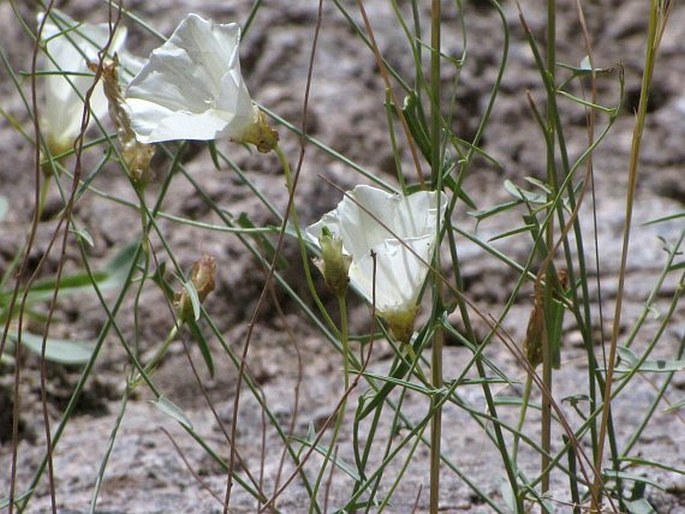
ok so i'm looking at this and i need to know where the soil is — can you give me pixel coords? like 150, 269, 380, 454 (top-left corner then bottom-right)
1, 1, 684, 513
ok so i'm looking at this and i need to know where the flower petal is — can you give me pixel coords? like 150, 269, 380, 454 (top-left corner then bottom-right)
124, 99, 234, 142
126, 13, 255, 143
352, 235, 435, 313
308, 185, 446, 256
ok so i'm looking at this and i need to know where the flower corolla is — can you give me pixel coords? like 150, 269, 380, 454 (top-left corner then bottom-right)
307, 185, 447, 338
125, 13, 276, 150
38, 10, 138, 156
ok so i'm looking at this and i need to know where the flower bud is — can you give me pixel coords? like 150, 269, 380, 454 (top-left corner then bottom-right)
313, 227, 351, 298
238, 108, 279, 153
95, 57, 154, 186
381, 305, 419, 345
175, 255, 217, 322
523, 268, 569, 369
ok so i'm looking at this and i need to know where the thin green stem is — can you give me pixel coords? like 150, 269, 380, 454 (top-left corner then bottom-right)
592, 1, 663, 509
309, 293, 349, 513
540, 0, 557, 500
237, 144, 327, 513
429, 2, 443, 512
129, 325, 179, 389
340, 296, 350, 390
88, 387, 129, 513
16, 139, 188, 511
274, 145, 332, 330
447, 232, 522, 510
513, 373, 533, 470
37, 170, 52, 221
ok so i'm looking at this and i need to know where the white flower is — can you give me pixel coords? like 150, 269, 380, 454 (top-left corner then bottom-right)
38, 10, 138, 155
125, 13, 257, 144
307, 185, 448, 322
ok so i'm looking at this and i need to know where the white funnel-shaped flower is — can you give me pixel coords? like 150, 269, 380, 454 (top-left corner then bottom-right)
308, 185, 447, 322
38, 10, 137, 155
125, 13, 256, 144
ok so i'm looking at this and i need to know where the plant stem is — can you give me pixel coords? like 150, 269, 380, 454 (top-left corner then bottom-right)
513, 373, 533, 469
339, 295, 350, 390
309, 293, 350, 513
429, 1, 443, 512
541, 0, 557, 501
591, 0, 664, 509
129, 325, 179, 389
37, 170, 52, 221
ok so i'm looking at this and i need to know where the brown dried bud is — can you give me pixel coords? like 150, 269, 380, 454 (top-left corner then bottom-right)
523, 268, 569, 369
174, 255, 217, 322
92, 57, 154, 186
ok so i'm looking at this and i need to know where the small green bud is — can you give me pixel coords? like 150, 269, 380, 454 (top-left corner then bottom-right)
313, 227, 351, 298
381, 305, 419, 345
239, 108, 279, 153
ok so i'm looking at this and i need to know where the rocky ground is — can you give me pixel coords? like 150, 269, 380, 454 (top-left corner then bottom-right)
1, 0, 684, 512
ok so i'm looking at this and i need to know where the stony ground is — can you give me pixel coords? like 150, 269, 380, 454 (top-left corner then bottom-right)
1, 1, 684, 512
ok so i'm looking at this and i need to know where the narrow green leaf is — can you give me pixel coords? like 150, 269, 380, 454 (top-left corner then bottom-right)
10, 331, 94, 364
616, 346, 685, 373
667, 261, 685, 272
488, 224, 536, 242
150, 261, 175, 302
602, 470, 665, 491
504, 179, 548, 204
207, 141, 221, 170
557, 89, 617, 113
291, 436, 361, 482
617, 346, 639, 367
359, 371, 437, 395
523, 176, 552, 194
619, 456, 685, 475
150, 396, 193, 430
0, 489, 32, 509
7, 241, 140, 305
101, 241, 142, 289
70, 226, 94, 247
401, 91, 432, 164
468, 200, 522, 222
187, 318, 214, 379
494, 395, 543, 411
356, 323, 430, 420
343, 501, 382, 512
665, 398, 685, 413
182, 280, 201, 322
644, 211, 685, 225
624, 498, 656, 514
237, 213, 287, 268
